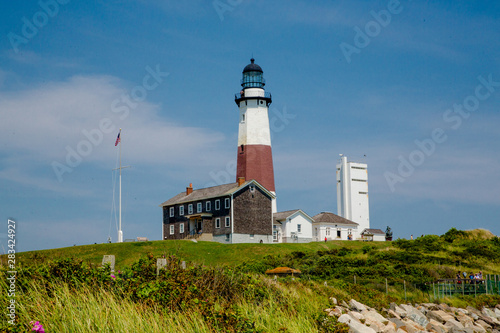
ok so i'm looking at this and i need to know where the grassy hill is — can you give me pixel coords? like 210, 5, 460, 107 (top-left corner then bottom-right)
2, 228, 500, 332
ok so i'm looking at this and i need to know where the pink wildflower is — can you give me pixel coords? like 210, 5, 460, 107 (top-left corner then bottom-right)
111, 274, 116, 279
30, 321, 45, 333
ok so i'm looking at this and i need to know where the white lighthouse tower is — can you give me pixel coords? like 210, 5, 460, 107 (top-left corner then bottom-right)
235, 58, 277, 212
337, 155, 370, 232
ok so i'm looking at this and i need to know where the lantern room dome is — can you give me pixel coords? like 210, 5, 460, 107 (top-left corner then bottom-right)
243, 58, 263, 73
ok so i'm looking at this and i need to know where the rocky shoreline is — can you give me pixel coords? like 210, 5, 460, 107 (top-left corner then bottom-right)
326, 299, 500, 333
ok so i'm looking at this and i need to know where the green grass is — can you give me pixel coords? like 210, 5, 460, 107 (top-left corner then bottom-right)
4, 239, 392, 270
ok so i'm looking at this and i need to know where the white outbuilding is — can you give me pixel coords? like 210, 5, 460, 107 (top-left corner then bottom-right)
273, 209, 314, 243
312, 212, 359, 241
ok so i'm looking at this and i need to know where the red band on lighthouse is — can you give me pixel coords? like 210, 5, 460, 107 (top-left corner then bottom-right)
236, 144, 275, 192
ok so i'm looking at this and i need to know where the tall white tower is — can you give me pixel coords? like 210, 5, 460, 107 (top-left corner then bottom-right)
336, 155, 369, 232
235, 58, 277, 212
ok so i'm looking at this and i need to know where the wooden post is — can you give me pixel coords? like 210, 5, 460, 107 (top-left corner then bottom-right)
354, 275, 356, 284
386, 278, 388, 295
404, 280, 407, 301
433, 282, 436, 300
474, 279, 477, 297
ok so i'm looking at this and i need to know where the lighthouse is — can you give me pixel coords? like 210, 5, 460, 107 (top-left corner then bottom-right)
235, 58, 277, 212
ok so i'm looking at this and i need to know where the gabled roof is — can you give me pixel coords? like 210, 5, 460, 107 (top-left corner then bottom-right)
312, 212, 359, 226
159, 179, 275, 207
273, 209, 314, 224
361, 228, 385, 235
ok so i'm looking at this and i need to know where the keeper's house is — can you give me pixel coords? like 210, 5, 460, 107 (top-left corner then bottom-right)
160, 178, 275, 244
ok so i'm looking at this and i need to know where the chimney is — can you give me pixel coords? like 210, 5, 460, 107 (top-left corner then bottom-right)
237, 177, 245, 186
186, 183, 193, 195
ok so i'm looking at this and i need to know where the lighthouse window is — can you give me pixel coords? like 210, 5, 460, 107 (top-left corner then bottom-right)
241, 114, 245, 123
260, 100, 263, 105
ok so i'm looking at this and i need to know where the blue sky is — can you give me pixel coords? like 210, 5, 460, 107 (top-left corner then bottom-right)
1, 0, 499, 252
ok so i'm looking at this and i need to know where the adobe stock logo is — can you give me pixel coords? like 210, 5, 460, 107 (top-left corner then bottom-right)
384, 74, 500, 192
339, 0, 411, 64
8, 0, 70, 53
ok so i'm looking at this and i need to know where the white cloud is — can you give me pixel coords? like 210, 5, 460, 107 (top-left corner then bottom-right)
0, 74, 226, 190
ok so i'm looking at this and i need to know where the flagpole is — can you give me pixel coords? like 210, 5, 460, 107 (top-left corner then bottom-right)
118, 128, 123, 243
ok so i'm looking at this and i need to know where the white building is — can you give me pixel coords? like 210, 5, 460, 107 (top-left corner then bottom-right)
336, 155, 370, 233
312, 212, 359, 241
273, 209, 314, 243
360, 228, 386, 242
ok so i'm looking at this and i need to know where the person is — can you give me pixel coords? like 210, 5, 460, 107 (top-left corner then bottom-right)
469, 272, 475, 284
463, 271, 467, 279
456, 272, 462, 284
324, 236, 327, 243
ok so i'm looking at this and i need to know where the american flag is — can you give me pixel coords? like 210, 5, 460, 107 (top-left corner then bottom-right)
115, 130, 121, 146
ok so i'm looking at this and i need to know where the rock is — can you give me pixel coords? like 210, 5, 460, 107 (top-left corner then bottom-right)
428, 310, 456, 324
349, 311, 366, 322
456, 313, 474, 327
342, 300, 350, 308
421, 303, 441, 311
439, 304, 451, 311
483, 308, 500, 321
445, 319, 465, 330
401, 318, 425, 333
389, 318, 406, 329
390, 303, 398, 311
363, 310, 390, 325
406, 307, 429, 327
330, 297, 338, 305
495, 308, 500, 319
456, 309, 469, 316
475, 319, 492, 330
426, 318, 449, 333
365, 317, 387, 332
350, 299, 368, 312
394, 305, 407, 318
470, 324, 486, 333
387, 310, 401, 320
339, 314, 377, 333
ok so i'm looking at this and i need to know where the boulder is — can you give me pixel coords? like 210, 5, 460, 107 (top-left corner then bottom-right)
483, 308, 500, 321
330, 297, 338, 305
349, 311, 366, 322
470, 324, 486, 333
426, 318, 449, 333
406, 307, 429, 327
428, 310, 456, 324
350, 299, 368, 312
387, 310, 401, 320
400, 318, 425, 333
445, 319, 465, 330
339, 313, 377, 333
364, 317, 387, 332
475, 319, 492, 330
363, 310, 390, 325
455, 313, 474, 327
389, 318, 406, 329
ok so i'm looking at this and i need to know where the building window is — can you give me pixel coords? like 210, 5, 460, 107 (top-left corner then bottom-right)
215, 218, 220, 228
169, 207, 174, 217
225, 198, 230, 209
206, 201, 211, 211
180, 223, 184, 233
215, 199, 220, 210
297, 224, 302, 233
326, 227, 330, 236
337, 229, 341, 238
179, 206, 184, 216
225, 217, 230, 228
188, 204, 193, 214
273, 230, 277, 241
241, 113, 245, 123
197, 202, 202, 213
170, 225, 174, 235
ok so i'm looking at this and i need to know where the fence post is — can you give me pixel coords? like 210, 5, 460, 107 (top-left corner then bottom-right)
474, 280, 477, 297
433, 282, 436, 300
486, 275, 488, 295
404, 280, 407, 302
354, 275, 356, 284
386, 278, 388, 295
